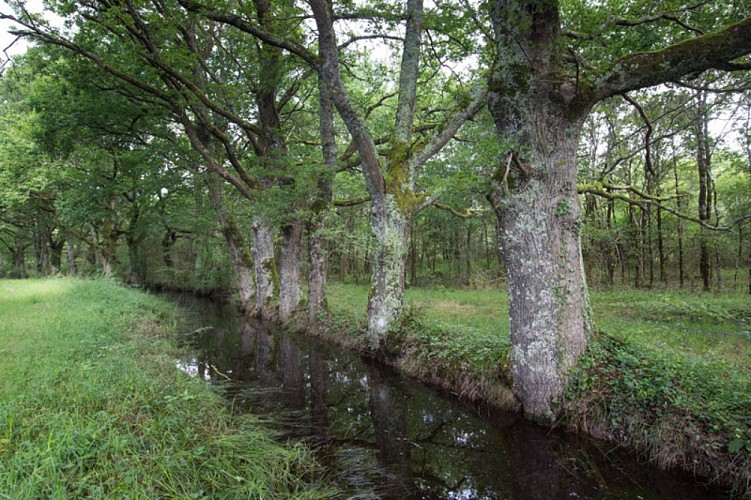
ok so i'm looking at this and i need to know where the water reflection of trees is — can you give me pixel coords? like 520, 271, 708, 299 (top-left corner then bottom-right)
184, 315, 573, 497
368, 365, 415, 497
174, 299, 728, 500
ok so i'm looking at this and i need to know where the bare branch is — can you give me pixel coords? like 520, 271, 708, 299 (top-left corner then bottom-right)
622, 94, 655, 176
608, 13, 703, 36
176, 0, 319, 67
338, 34, 403, 51
579, 183, 750, 232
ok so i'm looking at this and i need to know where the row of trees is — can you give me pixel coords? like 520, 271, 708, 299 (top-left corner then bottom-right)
1, 0, 750, 421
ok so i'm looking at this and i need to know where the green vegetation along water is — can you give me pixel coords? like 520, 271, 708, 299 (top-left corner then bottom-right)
0, 278, 332, 498
326, 284, 751, 495
172, 292, 730, 499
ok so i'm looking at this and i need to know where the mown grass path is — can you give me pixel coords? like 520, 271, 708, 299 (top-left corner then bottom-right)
0, 278, 332, 499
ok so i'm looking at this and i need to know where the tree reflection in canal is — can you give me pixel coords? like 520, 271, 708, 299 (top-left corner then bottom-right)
172, 295, 726, 499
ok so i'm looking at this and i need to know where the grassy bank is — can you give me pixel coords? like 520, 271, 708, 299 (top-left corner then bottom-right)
326, 283, 751, 495
0, 278, 332, 498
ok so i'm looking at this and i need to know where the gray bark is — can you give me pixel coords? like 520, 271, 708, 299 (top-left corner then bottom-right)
308, 72, 338, 326
490, 154, 592, 422
487, 0, 751, 421
488, 0, 593, 421
252, 218, 277, 318
279, 219, 303, 322
393, 0, 423, 143
205, 174, 256, 312
367, 198, 410, 346
309, 0, 481, 345
307, 231, 328, 323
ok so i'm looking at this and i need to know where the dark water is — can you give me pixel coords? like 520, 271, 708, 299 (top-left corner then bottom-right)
169, 295, 726, 499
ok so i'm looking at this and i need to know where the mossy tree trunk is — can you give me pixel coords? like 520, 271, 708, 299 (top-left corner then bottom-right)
309, 0, 485, 347
367, 196, 411, 344
279, 219, 302, 322
488, 0, 751, 421
307, 74, 337, 326
252, 218, 277, 318
204, 174, 256, 312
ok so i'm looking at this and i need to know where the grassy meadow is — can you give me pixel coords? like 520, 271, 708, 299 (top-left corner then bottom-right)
0, 278, 332, 498
326, 283, 751, 494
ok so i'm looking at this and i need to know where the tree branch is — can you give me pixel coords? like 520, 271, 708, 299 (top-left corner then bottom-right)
621, 94, 655, 176
393, 0, 423, 143
333, 195, 371, 207
579, 184, 750, 232
431, 201, 483, 219
596, 17, 751, 101
176, 0, 319, 67
410, 84, 488, 170
608, 13, 703, 36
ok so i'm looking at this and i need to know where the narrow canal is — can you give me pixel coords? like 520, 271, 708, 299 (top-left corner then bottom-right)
169, 294, 725, 499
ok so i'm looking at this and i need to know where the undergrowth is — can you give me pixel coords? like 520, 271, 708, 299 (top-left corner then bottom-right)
0, 278, 333, 498
563, 334, 751, 496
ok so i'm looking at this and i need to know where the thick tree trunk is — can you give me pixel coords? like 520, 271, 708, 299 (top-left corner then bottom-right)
252, 218, 277, 318
279, 219, 303, 322
366, 198, 410, 347
205, 175, 256, 312
126, 235, 142, 284
101, 252, 113, 276
13, 244, 27, 279
49, 237, 63, 275
307, 227, 328, 323
125, 209, 145, 284
490, 146, 593, 422
308, 74, 337, 326
489, 0, 594, 421
162, 230, 176, 281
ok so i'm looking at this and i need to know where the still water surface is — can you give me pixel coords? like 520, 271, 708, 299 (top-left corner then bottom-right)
169, 295, 725, 499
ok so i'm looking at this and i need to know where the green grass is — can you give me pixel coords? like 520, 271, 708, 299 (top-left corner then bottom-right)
0, 278, 333, 499
326, 283, 751, 493
328, 283, 750, 378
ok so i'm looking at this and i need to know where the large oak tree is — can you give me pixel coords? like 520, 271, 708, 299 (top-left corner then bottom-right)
487, 0, 751, 420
